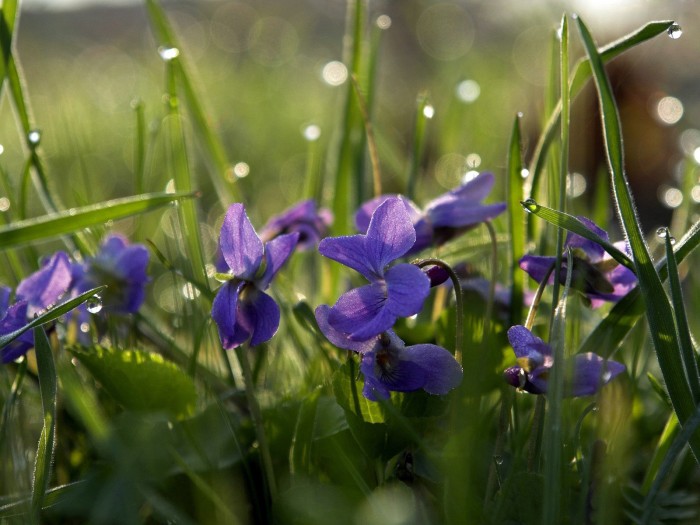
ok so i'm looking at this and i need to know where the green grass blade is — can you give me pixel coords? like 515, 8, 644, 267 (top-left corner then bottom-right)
0, 481, 88, 518
30, 326, 57, 524
641, 413, 679, 493
0, 286, 105, 349
0, 192, 193, 248
579, 220, 700, 357
507, 113, 525, 326
521, 200, 634, 270
407, 92, 431, 201
144, 0, 236, 205
576, 15, 700, 458
664, 230, 700, 401
527, 20, 673, 199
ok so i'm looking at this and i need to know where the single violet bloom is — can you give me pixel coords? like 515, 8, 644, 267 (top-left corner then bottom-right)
212, 203, 299, 349
72, 234, 150, 314
1, 251, 72, 363
319, 196, 430, 341
355, 172, 506, 255
259, 199, 332, 251
316, 305, 462, 400
503, 325, 625, 397
519, 217, 637, 307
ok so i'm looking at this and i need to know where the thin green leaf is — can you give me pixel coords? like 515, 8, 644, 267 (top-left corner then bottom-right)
0, 481, 88, 518
576, 15, 700, 458
0, 192, 194, 249
642, 414, 679, 493
30, 326, 57, 524
0, 286, 106, 349
521, 200, 634, 270
407, 92, 431, 201
507, 113, 525, 326
527, 20, 673, 199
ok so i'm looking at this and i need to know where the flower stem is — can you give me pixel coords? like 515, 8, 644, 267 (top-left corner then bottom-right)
524, 262, 555, 331
483, 220, 498, 338
234, 345, 278, 503
415, 258, 463, 364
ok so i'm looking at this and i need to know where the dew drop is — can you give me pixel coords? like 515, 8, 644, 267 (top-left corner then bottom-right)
494, 455, 504, 465
423, 104, 435, 119
667, 23, 682, 40
86, 295, 103, 314
521, 198, 539, 213
158, 46, 180, 61
656, 227, 669, 238
27, 129, 41, 146
303, 124, 321, 142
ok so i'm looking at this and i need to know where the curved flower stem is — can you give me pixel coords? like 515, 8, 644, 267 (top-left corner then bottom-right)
414, 258, 463, 364
234, 345, 278, 503
483, 221, 498, 338
524, 262, 555, 331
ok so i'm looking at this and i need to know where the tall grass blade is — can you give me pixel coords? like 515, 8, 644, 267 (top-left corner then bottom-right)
576, 15, 700, 459
30, 326, 57, 524
0, 192, 194, 248
407, 92, 431, 201
507, 114, 525, 326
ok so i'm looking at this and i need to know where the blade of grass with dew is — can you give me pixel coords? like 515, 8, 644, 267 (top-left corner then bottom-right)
576, 15, 700, 458
30, 326, 57, 524
521, 201, 634, 270
542, 249, 574, 525
664, 229, 700, 400
144, 0, 236, 205
526, 20, 674, 200
407, 92, 431, 201
507, 113, 525, 326
0, 286, 105, 349
579, 219, 700, 357
0, 192, 194, 249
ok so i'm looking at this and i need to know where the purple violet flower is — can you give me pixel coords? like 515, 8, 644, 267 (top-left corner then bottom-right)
503, 325, 625, 397
72, 234, 150, 314
1, 251, 72, 362
316, 305, 463, 400
259, 199, 332, 251
319, 196, 430, 341
355, 172, 506, 255
211, 203, 299, 349
519, 217, 637, 307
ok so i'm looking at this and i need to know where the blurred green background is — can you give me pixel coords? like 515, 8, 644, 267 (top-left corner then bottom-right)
3, 0, 700, 232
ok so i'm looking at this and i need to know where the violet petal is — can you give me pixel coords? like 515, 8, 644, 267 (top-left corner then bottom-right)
220, 203, 264, 280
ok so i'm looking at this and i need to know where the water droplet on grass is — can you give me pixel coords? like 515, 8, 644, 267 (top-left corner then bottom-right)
656, 227, 676, 244
423, 104, 435, 119
158, 46, 180, 61
27, 129, 41, 146
522, 198, 539, 212
667, 23, 682, 39
87, 295, 103, 314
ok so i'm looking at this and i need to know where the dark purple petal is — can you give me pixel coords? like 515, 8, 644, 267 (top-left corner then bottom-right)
360, 347, 426, 400
406, 217, 435, 255
401, 344, 463, 395
384, 263, 430, 317
507, 325, 552, 360
314, 305, 376, 353
211, 281, 247, 349
16, 251, 72, 317
363, 197, 417, 275
427, 201, 507, 229
568, 353, 625, 396
258, 232, 299, 289
112, 243, 150, 284
564, 216, 608, 262
318, 234, 377, 281
519, 254, 556, 285
0, 286, 11, 314
98, 234, 128, 259
260, 200, 331, 249
0, 302, 32, 363
328, 283, 396, 341
424, 265, 450, 287
219, 204, 264, 280
244, 290, 281, 347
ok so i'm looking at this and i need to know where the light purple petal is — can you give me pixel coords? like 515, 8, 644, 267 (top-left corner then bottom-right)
427, 201, 506, 229
328, 283, 396, 341
211, 281, 247, 349
401, 344, 463, 395
219, 204, 264, 280
0, 301, 32, 363
568, 353, 625, 396
259, 232, 299, 289
112, 244, 150, 284
355, 195, 422, 234
428, 172, 497, 207
318, 234, 377, 281
16, 251, 72, 317
564, 217, 608, 262
507, 325, 552, 360
314, 305, 376, 353
99, 234, 128, 259
384, 263, 430, 317
363, 197, 417, 275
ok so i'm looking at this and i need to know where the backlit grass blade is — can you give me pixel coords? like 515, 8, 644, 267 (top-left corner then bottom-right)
30, 326, 57, 524
407, 92, 431, 201
0, 481, 88, 518
521, 201, 634, 270
576, 15, 700, 458
579, 220, 700, 357
507, 113, 525, 326
0, 0, 19, 81
641, 414, 678, 494
663, 230, 700, 401
0, 192, 194, 248
526, 20, 673, 199
145, 0, 236, 205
